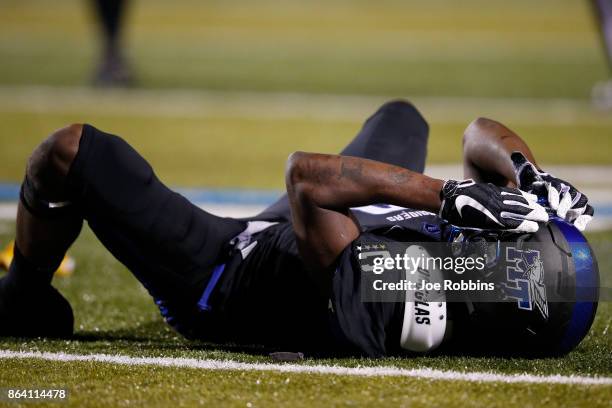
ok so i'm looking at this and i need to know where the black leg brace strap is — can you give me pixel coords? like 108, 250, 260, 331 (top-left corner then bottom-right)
19, 176, 76, 218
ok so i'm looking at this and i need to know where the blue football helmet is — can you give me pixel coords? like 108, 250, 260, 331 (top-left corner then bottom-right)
444, 217, 599, 355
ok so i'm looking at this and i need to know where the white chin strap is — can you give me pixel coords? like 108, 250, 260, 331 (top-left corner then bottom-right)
400, 245, 447, 352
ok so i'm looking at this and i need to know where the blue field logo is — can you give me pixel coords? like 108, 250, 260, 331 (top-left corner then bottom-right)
501, 246, 549, 320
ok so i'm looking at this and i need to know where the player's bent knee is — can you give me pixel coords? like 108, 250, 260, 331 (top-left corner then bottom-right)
25, 124, 83, 198
378, 99, 429, 138
47, 124, 83, 176
379, 99, 417, 113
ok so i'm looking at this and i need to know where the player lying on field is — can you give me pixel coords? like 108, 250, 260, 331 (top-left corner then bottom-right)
0, 101, 598, 357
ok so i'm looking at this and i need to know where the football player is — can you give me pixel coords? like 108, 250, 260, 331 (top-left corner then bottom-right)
0, 100, 597, 357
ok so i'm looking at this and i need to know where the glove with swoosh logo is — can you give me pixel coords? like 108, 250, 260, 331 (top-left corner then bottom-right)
439, 179, 549, 232
511, 151, 594, 231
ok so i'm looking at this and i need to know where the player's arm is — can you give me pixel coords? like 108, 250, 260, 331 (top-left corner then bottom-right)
285, 152, 442, 270
462, 117, 593, 230
462, 117, 537, 187
285, 152, 546, 271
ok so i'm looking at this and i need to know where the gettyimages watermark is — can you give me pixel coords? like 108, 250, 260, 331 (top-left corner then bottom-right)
355, 239, 607, 311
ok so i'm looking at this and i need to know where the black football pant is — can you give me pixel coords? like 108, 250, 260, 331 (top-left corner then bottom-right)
64, 100, 429, 334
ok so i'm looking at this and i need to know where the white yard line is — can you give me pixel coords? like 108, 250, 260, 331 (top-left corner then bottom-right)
0, 85, 609, 125
0, 350, 610, 386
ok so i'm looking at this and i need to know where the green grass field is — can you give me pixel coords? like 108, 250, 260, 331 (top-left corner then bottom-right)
2, 91, 612, 188
0, 0, 611, 407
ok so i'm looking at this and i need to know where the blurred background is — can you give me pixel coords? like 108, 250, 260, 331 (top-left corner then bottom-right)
0, 0, 610, 209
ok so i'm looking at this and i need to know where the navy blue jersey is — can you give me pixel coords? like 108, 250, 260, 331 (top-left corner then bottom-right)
351, 204, 447, 240
206, 205, 449, 356
210, 221, 335, 351
332, 205, 448, 355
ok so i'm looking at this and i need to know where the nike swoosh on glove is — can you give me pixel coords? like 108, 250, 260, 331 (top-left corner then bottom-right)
439, 179, 549, 232
511, 151, 594, 231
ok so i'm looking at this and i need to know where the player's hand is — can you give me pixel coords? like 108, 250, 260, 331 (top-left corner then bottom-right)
511, 152, 594, 231
439, 179, 548, 232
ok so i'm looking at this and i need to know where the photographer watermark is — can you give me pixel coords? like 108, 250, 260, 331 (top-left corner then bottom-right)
369, 251, 487, 275
355, 240, 604, 313
0, 387, 69, 403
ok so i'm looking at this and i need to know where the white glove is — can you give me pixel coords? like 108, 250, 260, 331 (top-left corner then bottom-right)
511, 152, 593, 231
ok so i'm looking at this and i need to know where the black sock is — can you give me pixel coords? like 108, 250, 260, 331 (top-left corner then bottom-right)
5, 244, 55, 290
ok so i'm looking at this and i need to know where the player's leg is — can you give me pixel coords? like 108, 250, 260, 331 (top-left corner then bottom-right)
68, 124, 247, 335
91, 0, 133, 86
0, 125, 85, 336
257, 100, 429, 220
339, 99, 429, 171
1, 124, 246, 338
16, 125, 84, 272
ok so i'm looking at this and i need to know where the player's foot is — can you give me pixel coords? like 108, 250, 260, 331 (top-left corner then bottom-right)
0, 275, 74, 338
92, 51, 135, 88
